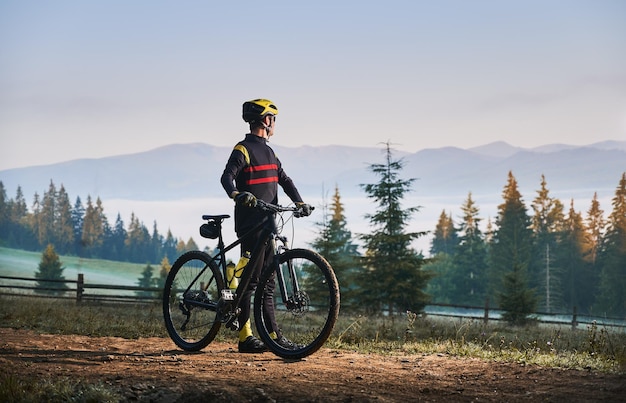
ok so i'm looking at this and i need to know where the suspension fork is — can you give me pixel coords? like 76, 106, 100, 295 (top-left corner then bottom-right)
273, 235, 301, 305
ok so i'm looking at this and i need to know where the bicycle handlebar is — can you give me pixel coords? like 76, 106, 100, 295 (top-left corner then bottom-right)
255, 199, 314, 217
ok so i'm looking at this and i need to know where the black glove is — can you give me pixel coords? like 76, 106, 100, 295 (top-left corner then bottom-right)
234, 191, 257, 208
294, 202, 313, 217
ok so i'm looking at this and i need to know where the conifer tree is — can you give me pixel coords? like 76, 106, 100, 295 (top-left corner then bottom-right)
584, 192, 605, 266
310, 185, 360, 308
34, 244, 68, 295
558, 200, 591, 313
71, 196, 85, 254
451, 192, 488, 306
489, 171, 536, 315
430, 210, 458, 256
530, 175, 565, 312
55, 185, 74, 254
357, 142, 431, 315
157, 256, 172, 288
596, 173, 626, 317
498, 263, 537, 325
7, 186, 30, 248
29, 193, 42, 250
81, 196, 105, 255
136, 264, 155, 297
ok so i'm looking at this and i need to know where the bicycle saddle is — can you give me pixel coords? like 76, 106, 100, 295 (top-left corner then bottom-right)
202, 214, 230, 221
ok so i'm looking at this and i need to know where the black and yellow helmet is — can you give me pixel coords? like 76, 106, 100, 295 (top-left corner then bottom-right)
242, 99, 279, 123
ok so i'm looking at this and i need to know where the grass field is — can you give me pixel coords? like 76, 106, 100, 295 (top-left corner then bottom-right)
0, 246, 151, 286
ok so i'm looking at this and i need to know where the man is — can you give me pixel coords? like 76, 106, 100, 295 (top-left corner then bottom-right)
220, 98, 312, 353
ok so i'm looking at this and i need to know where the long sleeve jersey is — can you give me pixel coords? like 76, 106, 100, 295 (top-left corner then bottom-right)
220, 134, 303, 233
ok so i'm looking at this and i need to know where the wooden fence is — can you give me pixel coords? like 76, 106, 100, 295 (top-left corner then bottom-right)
1, 274, 624, 330
0, 274, 161, 304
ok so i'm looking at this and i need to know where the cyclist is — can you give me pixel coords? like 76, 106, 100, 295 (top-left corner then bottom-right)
220, 98, 313, 353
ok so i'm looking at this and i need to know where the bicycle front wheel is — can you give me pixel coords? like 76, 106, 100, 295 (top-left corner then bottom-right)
163, 250, 224, 351
254, 248, 340, 359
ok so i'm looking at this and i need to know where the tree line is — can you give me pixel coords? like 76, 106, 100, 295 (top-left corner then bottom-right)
308, 145, 625, 321
2, 143, 625, 321
0, 180, 198, 265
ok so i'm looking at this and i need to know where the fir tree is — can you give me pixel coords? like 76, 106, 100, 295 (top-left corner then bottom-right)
55, 185, 74, 254
81, 196, 104, 255
489, 171, 536, 314
34, 244, 68, 295
136, 264, 155, 297
310, 185, 360, 309
71, 196, 85, 254
596, 173, 626, 317
430, 210, 458, 256
357, 142, 432, 315
584, 192, 605, 266
558, 200, 591, 313
530, 175, 565, 312
451, 192, 488, 306
498, 263, 537, 325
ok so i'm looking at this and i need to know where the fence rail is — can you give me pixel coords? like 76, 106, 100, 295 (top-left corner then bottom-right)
0, 274, 161, 304
1, 274, 625, 330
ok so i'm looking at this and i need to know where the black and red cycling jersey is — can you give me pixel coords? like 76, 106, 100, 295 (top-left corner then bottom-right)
221, 134, 303, 233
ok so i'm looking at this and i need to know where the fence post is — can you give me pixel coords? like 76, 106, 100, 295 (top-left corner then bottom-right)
76, 273, 84, 304
483, 297, 490, 325
571, 306, 578, 330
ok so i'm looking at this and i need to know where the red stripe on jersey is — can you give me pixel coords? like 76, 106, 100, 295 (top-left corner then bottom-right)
248, 177, 279, 185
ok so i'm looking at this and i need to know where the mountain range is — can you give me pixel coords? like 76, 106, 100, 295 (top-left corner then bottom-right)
1, 140, 624, 205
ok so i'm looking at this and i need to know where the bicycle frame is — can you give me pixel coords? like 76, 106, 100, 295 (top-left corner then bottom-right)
192, 205, 299, 327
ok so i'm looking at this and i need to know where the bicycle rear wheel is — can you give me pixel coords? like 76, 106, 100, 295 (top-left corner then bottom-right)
254, 248, 340, 359
163, 250, 224, 351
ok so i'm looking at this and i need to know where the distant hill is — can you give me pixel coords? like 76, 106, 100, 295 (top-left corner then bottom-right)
0, 141, 624, 204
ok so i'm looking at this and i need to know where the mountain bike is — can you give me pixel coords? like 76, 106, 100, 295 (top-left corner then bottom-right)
162, 199, 340, 359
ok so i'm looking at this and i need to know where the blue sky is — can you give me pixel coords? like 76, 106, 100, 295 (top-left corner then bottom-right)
1, 0, 625, 170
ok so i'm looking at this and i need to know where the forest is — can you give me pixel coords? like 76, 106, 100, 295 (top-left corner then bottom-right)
1, 146, 625, 320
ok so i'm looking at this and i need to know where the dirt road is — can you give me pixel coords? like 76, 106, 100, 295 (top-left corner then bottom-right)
0, 328, 624, 402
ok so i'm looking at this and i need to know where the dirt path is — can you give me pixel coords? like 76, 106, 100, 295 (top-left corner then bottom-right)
0, 328, 624, 402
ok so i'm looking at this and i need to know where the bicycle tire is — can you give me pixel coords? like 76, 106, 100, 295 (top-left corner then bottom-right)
254, 248, 340, 359
163, 250, 225, 351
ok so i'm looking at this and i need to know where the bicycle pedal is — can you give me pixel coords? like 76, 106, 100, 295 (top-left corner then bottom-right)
226, 318, 239, 331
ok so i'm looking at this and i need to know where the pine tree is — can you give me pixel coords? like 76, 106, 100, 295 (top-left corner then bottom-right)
38, 180, 57, 247
34, 244, 68, 295
498, 263, 537, 325
71, 196, 85, 254
530, 175, 565, 312
357, 142, 431, 315
157, 256, 172, 288
430, 210, 458, 256
451, 192, 488, 306
310, 185, 360, 309
55, 185, 74, 254
29, 193, 42, 250
558, 200, 591, 313
81, 196, 105, 255
7, 186, 30, 248
584, 193, 605, 266
136, 264, 155, 297
596, 173, 626, 317
489, 171, 536, 315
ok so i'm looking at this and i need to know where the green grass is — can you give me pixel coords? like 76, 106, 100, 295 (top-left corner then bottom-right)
0, 246, 152, 287
330, 311, 626, 374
